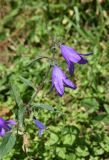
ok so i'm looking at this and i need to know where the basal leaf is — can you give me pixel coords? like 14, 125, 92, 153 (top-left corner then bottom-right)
10, 80, 23, 107
0, 133, 16, 159
10, 79, 25, 127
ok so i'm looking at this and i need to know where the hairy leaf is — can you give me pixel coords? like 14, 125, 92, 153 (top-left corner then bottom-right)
19, 76, 35, 89
0, 133, 16, 159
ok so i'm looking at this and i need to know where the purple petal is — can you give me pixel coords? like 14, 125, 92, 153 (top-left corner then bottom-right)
33, 118, 46, 129
54, 80, 64, 96
52, 65, 66, 80
39, 129, 44, 137
78, 56, 88, 64
4, 125, 12, 131
0, 128, 5, 137
64, 79, 77, 90
6, 120, 16, 126
52, 66, 65, 96
0, 118, 5, 127
61, 45, 81, 63
68, 61, 74, 76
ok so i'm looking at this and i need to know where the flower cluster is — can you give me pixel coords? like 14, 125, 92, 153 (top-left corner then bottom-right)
0, 118, 16, 137
52, 44, 92, 96
33, 44, 92, 137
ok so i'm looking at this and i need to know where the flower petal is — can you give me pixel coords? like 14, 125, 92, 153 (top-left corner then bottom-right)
33, 118, 46, 129
0, 128, 5, 137
4, 125, 11, 131
0, 118, 5, 127
6, 120, 16, 126
61, 45, 81, 63
39, 129, 44, 137
68, 61, 74, 76
78, 56, 88, 64
64, 79, 76, 90
54, 80, 64, 96
52, 66, 65, 96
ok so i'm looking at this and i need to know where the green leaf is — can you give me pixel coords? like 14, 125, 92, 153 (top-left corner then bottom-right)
66, 154, 76, 160
0, 133, 16, 159
33, 103, 57, 112
10, 79, 25, 127
76, 146, 89, 157
63, 134, 76, 145
81, 98, 99, 113
10, 80, 23, 107
56, 147, 66, 159
19, 76, 35, 89
104, 104, 109, 114
93, 147, 104, 156
46, 133, 59, 145
93, 114, 106, 122
102, 114, 109, 124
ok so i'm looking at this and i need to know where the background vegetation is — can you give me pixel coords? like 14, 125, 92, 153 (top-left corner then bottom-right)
0, 0, 109, 159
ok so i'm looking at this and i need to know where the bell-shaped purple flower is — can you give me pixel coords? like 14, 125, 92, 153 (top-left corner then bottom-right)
52, 65, 76, 96
33, 117, 46, 137
60, 44, 92, 75
0, 117, 16, 137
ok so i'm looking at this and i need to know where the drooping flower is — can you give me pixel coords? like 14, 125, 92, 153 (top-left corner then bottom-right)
33, 116, 46, 137
60, 44, 93, 75
52, 65, 76, 96
0, 117, 16, 137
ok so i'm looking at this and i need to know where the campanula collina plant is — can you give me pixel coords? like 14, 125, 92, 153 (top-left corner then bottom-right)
1, 2, 109, 159
0, 37, 92, 160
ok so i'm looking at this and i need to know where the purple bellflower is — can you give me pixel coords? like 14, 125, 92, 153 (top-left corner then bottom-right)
33, 116, 46, 137
0, 117, 16, 137
52, 65, 76, 96
60, 44, 92, 75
